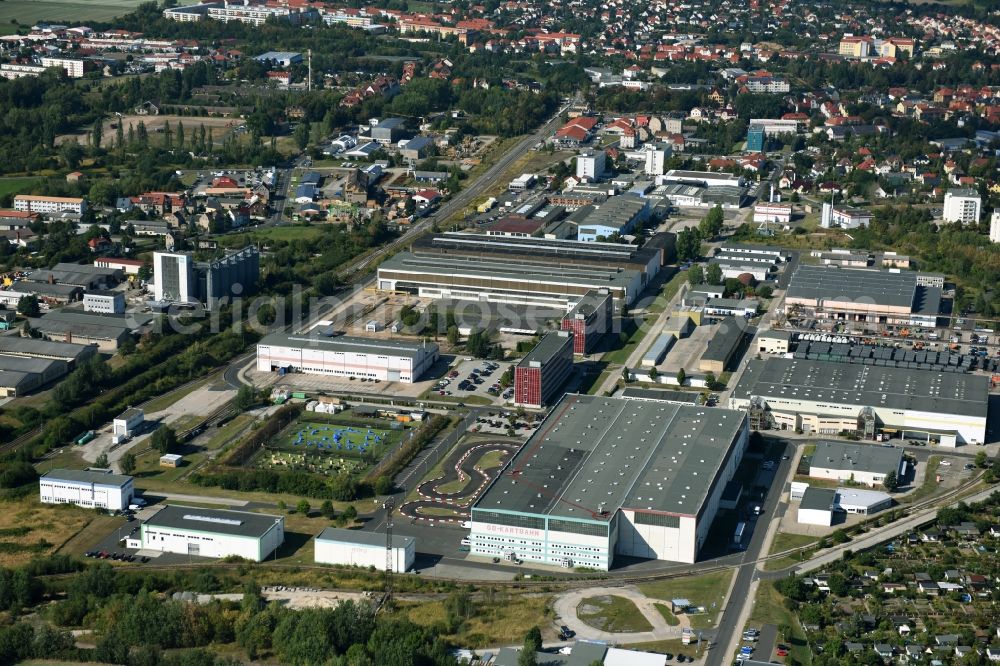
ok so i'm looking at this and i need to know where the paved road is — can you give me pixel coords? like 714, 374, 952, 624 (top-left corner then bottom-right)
704, 438, 794, 666
553, 585, 687, 644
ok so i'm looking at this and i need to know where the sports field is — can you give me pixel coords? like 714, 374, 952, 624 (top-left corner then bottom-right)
281, 421, 397, 457
0, 1, 145, 33
253, 417, 406, 477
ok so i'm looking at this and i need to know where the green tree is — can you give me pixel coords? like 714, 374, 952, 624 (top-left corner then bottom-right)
446, 325, 460, 346
120, 451, 136, 476
320, 500, 336, 519
296, 499, 310, 516
706, 262, 723, 285
518, 627, 542, 666
705, 371, 716, 388
235, 384, 258, 412
756, 284, 773, 299
698, 205, 724, 239
975, 450, 988, 468
676, 368, 686, 385
95, 452, 109, 469
16, 294, 39, 317
60, 139, 84, 169
883, 469, 899, 492
343, 505, 358, 522
150, 426, 178, 455
688, 265, 704, 285
373, 476, 393, 495
294, 121, 310, 151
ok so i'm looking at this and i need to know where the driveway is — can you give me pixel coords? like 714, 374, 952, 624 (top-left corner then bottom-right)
553, 585, 689, 644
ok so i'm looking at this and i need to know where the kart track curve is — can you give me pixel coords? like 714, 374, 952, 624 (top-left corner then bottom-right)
399, 440, 520, 522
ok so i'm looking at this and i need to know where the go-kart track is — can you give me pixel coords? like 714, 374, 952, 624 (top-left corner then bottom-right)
400, 440, 520, 522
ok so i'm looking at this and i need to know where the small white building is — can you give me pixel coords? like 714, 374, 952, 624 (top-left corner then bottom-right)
809, 441, 904, 487
40, 468, 134, 511
756, 330, 791, 355
798, 486, 837, 526
314, 527, 415, 572
83, 291, 126, 314
139, 505, 284, 561
509, 173, 536, 192
113, 408, 144, 438
990, 210, 1000, 243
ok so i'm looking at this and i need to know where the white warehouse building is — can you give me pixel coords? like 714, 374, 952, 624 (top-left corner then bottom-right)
469, 394, 749, 569
139, 505, 284, 562
40, 469, 134, 511
730, 358, 988, 446
808, 440, 905, 488
256, 332, 439, 383
314, 527, 415, 572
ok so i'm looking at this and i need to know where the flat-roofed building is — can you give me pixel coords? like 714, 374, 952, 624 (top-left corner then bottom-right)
13, 195, 87, 215
663, 170, 745, 189
113, 408, 144, 438
412, 231, 672, 277
561, 289, 612, 354
798, 487, 837, 526
256, 332, 439, 383
514, 331, 574, 408
314, 527, 415, 572
139, 505, 284, 561
469, 394, 749, 568
84, 291, 125, 314
576, 194, 650, 242
377, 251, 643, 312
40, 469, 134, 511
730, 357, 988, 445
808, 440, 905, 487
756, 330, 791, 354
943, 188, 982, 224
785, 265, 941, 327
821, 204, 873, 229
753, 203, 792, 225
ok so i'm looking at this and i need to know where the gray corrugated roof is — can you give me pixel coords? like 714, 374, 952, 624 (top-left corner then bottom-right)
144, 505, 282, 538
475, 394, 746, 520
259, 332, 438, 360
565, 289, 611, 320
0, 336, 93, 361
812, 440, 903, 475
620, 387, 700, 404
316, 527, 414, 549
734, 357, 988, 417
787, 265, 917, 309
42, 468, 132, 487
380, 252, 640, 290
800, 486, 837, 511
703, 317, 747, 362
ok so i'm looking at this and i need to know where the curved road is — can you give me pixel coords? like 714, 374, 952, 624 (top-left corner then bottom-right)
553, 585, 689, 644
400, 440, 519, 521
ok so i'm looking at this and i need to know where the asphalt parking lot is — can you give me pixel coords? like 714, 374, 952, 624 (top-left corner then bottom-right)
432, 359, 513, 402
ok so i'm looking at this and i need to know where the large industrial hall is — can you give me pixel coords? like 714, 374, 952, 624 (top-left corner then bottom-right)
730, 357, 988, 445
468, 393, 749, 569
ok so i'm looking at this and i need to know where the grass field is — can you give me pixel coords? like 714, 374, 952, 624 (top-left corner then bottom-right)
653, 603, 681, 626
748, 582, 811, 665
0, 176, 42, 201
637, 570, 735, 630
622, 639, 692, 658
0, 0, 145, 30
404, 592, 553, 647
903, 456, 941, 503
577, 595, 653, 633
0, 496, 96, 566
763, 532, 819, 571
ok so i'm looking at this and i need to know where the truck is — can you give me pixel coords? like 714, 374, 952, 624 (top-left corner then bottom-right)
75, 430, 96, 446
291, 391, 307, 400
733, 521, 747, 547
